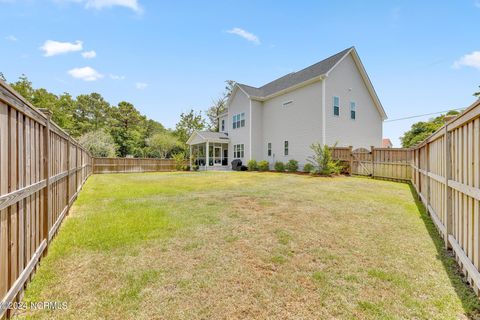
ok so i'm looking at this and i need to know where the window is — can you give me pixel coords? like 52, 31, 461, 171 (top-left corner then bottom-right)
221, 119, 225, 131
232, 112, 245, 129
234, 144, 244, 158
350, 102, 356, 120
284, 141, 289, 156
333, 96, 340, 116
267, 142, 272, 156
282, 100, 293, 108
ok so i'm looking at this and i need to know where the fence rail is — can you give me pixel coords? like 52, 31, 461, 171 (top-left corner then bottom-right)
0, 81, 92, 318
92, 158, 179, 174
411, 99, 480, 294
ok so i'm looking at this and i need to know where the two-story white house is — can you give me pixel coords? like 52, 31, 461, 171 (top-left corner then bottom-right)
187, 47, 387, 170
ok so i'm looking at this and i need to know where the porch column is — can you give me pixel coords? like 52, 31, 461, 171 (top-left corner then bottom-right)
189, 144, 192, 171
205, 141, 209, 171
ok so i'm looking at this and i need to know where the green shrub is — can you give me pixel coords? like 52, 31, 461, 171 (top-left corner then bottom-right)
274, 161, 285, 172
258, 160, 270, 171
308, 143, 341, 175
172, 152, 186, 170
303, 163, 314, 173
285, 159, 299, 172
247, 160, 258, 171
192, 165, 199, 171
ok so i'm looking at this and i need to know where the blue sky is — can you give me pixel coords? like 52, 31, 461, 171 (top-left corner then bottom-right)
1, 0, 479, 146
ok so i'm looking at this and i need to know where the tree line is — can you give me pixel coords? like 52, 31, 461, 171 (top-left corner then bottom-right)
3, 74, 233, 158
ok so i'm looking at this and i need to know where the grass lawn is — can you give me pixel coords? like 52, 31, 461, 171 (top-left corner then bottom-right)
16, 172, 480, 319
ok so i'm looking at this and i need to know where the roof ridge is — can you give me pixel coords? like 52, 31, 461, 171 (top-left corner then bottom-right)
237, 47, 354, 98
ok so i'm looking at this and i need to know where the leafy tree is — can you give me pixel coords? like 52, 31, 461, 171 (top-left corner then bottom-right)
174, 109, 206, 143
110, 101, 146, 157
11, 74, 35, 103
55, 93, 76, 131
146, 131, 182, 158
475, 86, 480, 98
78, 129, 117, 157
224, 80, 235, 100
206, 80, 235, 131
400, 110, 460, 148
206, 98, 226, 131
73, 93, 111, 136
0, 72, 6, 82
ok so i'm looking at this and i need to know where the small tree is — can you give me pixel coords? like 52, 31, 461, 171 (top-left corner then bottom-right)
307, 143, 341, 175
147, 131, 182, 159
78, 129, 117, 157
247, 160, 258, 171
172, 152, 186, 170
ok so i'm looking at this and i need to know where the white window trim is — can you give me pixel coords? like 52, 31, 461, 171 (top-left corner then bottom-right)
350, 101, 356, 120
333, 96, 340, 117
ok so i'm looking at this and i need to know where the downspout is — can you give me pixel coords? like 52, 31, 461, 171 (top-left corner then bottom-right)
249, 99, 252, 160
321, 76, 326, 146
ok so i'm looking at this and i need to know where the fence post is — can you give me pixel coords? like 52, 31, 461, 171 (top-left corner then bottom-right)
426, 141, 431, 209
66, 138, 70, 208
39, 109, 51, 252
348, 146, 353, 175
444, 126, 452, 249
370, 146, 375, 178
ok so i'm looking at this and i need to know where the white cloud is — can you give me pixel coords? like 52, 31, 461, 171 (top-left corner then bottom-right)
68, 66, 103, 81
85, 0, 142, 12
81, 50, 96, 59
453, 51, 480, 70
57, 0, 143, 13
109, 74, 125, 80
5, 35, 17, 42
227, 27, 260, 45
135, 82, 147, 89
41, 40, 83, 57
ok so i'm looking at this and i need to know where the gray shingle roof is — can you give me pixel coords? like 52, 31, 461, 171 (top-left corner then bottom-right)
237, 47, 353, 98
197, 131, 229, 140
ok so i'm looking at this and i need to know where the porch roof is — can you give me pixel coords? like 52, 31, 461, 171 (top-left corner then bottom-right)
186, 130, 230, 145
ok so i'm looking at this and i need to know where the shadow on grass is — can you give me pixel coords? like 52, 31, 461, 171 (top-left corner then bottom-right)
407, 183, 480, 318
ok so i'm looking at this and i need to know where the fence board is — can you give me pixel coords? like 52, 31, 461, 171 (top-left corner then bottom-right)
332, 147, 412, 181
92, 157, 178, 174
0, 81, 92, 319
411, 99, 480, 295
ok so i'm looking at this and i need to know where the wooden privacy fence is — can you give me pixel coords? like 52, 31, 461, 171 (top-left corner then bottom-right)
93, 157, 178, 174
0, 81, 92, 318
412, 99, 480, 293
331, 146, 412, 181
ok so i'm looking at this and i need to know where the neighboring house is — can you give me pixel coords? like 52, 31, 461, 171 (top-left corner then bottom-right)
187, 46, 387, 170
382, 138, 393, 148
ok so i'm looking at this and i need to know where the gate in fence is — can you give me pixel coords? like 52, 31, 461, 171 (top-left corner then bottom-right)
351, 148, 372, 176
